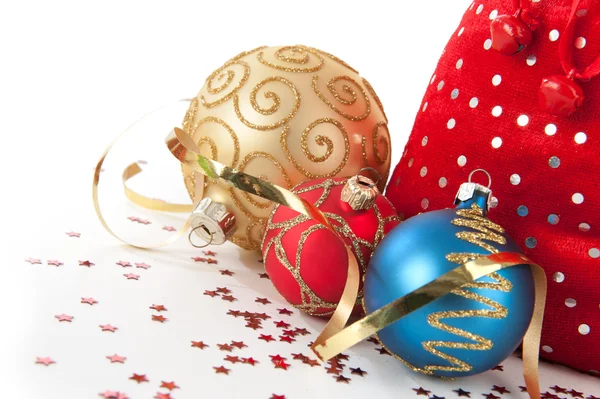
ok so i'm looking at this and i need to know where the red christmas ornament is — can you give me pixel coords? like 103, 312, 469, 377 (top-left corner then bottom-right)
490, 14, 533, 55
539, 74, 584, 117
261, 177, 400, 316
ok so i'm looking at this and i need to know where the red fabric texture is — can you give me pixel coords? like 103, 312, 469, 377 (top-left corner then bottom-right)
386, 0, 600, 373
262, 178, 399, 316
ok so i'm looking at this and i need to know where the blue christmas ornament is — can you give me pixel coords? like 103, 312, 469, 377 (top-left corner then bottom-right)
364, 169, 535, 378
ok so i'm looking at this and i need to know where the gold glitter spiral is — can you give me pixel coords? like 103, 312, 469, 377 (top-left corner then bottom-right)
311, 75, 371, 121
201, 61, 251, 108
257, 45, 325, 73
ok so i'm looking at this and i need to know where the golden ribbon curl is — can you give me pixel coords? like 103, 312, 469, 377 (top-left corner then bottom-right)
311, 75, 371, 121
233, 76, 301, 131
257, 45, 325, 73
280, 118, 350, 179
201, 60, 251, 108
165, 127, 545, 399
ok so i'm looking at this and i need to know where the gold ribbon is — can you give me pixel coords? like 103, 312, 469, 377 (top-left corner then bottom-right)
164, 127, 546, 399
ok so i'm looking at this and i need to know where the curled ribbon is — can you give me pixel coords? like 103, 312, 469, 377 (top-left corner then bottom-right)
164, 127, 546, 399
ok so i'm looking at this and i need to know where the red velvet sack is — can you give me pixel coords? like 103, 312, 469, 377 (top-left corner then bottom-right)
386, 0, 600, 373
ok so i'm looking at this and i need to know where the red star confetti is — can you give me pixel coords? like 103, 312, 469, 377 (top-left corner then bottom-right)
568, 390, 584, 398
255, 297, 271, 305
274, 360, 290, 370
492, 386, 510, 394
129, 373, 148, 383
162, 226, 176, 232
35, 357, 55, 366
154, 393, 172, 399
491, 365, 504, 371
123, 273, 139, 280
160, 381, 179, 390
215, 287, 231, 294
274, 320, 290, 328
99, 390, 129, 399
192, 256, 207, 262
270, 355, 287, 363
221, 295, 237, 302
294, 327, 310, 336
279, 335, 295, 344
116, 261, 132, 267
25, 257, 41, 264
203, 250, 217, 256
366, 336, 379, 344
106, 354, 126, 363
292, 353, 308, 361
224, 355, 241, 364
231, 341, 247, 349
191, 341, 208, 349
270, 395, 285, 399
259, 334, 275, 342
227, 310, 242, 317
246, 321, 262, 330
47, 260, 63, 266
335, 353, 350, 361
150, 304, 167, 312
55, 313, 73, 322
135, 262, 151, 269
413, 387, 431, 396
350, 367, 367, 376
219, 269, 234, 276
152, 315, 167, 323
430, 396, 445, 399
242, 357, 258, 366
258, 273, 270, 279
213, 366, 230, 375
217, 343, 233, 352
551, 386, 568, 394
483, 394, 500, 399
277, 308, 293, 315
376, 347, 391, 355
326, 365, 341, 375
335, 375, 351, 384
204, 290, 219, 297
542, 392, 559, 399
304, 359, 320, 367
81, 297, 98, 305
65, 231, 80, 237
519, 387, 527, 392
99, 324, 118, 332
282, 329, 297, 337
138, 219, 151, 225
207, 258, 218, 264
78, 260, 94, 267
453, 388, 471, 397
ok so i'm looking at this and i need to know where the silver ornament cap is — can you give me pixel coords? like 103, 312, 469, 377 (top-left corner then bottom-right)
189, 197, 237, 247
341, 168, 381, 211
454, 169, 498, 211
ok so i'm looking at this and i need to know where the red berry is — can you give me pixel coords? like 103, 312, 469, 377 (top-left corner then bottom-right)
539, 75, 584, 117
490, 15, 533, 55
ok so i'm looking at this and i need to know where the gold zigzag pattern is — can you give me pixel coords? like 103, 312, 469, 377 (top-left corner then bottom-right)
421, 204, 513, 374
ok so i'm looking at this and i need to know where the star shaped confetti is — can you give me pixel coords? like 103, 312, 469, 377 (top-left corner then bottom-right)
55, 314, 73, 322
482, 394, 500, 399
154, 393, 172, 399
294, 327, 310, 335
129, 373, 148, 383
99, 324, 117, 332
335, 375, 351, 384
277, 308, 293, 315
491, 365, 504, 371
231, 341, 247, 349
413, 387, 431, 396
221, 295, 237, 302
162, 226, 176, 232
551, 386, 568, 394
160, 381, 179, 390
47, 260, 63, 267
350, 367, 367, 376
81, 297, 98, 305
192, 257, 207, 262
242, 357, 258, 366
99, 390, 129, 399
219, 269, 234, 276
135, 262, 151, 269
376, 347, 391, 355
35, 357, 55, 366
65, 231, 81, 237
215, 287, 231, 294
25, 257, 41, 264
152, 315, 167, 323
274, 320, 290, 328
217, 343, 233, 352
78, 260, 95, 267
270, 395, 285, 399
259, 334, 275, 342
207, 258, 218, 264
453, 388, 471, 397
304, 359, 320, 367
224, 355, 241, 364
568, 390, 584, 398
255, 297, 271, 305
366, 336, 379, 344
123, 273, 139, 280
204, 250, 216, 256
204, 290, 219, 297
150, 304, 167, 312
213, 366, 230, 375
274, 360, 290, 370
279, 335, 295, 343
106, 354, 126, 363
326, 365, 341, 375
492, 386, 510, 395
116, 261, 132, 267
191, 341, 208, 349
258, 273, 270, 279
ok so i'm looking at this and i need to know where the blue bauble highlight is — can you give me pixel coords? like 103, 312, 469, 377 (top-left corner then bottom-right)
364, 195, 534, 378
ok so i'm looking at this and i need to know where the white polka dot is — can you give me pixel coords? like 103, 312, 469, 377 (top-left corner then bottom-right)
517, 115, 530, 126
420, 166, 428, 177
565, 298, 577, 308
458, 27, 465, 37
579, 222, 590, 232
422, 136, 428, 146
545, 124, 557, 136
576, 9, 588, 17
437, 80, 445, 91
469, 97, 479, 108
451, 88, 459, 99
457, 155, 467, 167
549, 29, 560, 41
421, 198, 429, 210
430, 74, 436, 84
579, 324, 591, 335
492, 106, 503, 117
484, 39, 492, 50
589, 248, 600, 258
572, 193, 584, 204
510, 174, 521, 185
526, 54, 537, 66
575, 37, 586, 49
476, 4, 483, 14
491, 137, 502, 148
447, 118, 456, 129
553, 272, 565, 283
542, 345, 553, 353
422, 102, 428, 112
492, 74, 502, 86
489, 9, 498, 19
439, 177, 448, 188
456, 59, 463, 69
574, 132, 587, 144
408, 158, 414, 167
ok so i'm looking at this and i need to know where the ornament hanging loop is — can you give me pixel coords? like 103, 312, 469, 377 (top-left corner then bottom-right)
342, 168, 381, 211
468, 168, 492, 188
357, 167, 381, 187
188, 225, 214, 248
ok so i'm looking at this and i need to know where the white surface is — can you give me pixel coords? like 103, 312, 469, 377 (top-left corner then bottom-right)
0, 0, 599, 397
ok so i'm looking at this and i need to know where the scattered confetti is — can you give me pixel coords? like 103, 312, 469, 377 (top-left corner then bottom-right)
335, 375, 351, 384
482, 394, 500, 399
204, 290, 219, 297
207, 258, 218, 264
453, 388, 471, 397
551, 386, 568, 394
569, 390, 584, 398
162, 226, 176, 232
259, 335, 275, 342
221, 295, 237, 302
242, 357, 258, 366
135, 262, 151, 269
350, 367, 367, 376
231, 341, 247, 349
65, 231, 81, 238
274, 360, 290, 370
25, 257, 41, 264
376, 347, 391, 355
217, 343, 233, 352
191, 341, 208, 349
192, 257, 207, 262
35, 357, 55, 366
99, 324, 117, 332
160, 381, 179, 390
116, 261, 132, 267
55, 313, 73, 322
78, 260, 94, 267
491, 365, 504, 371
224, 355, 241, 364
152, 315, 167, 323
154, 393, 171, 399
274, 320, 290, 328
277, 308, 293, 315
150, 304, 167, 312
81, 297, 98, 305
492, 386, 510, 394
47, 260, 63, 267
279, 335, 295, 344
215, 287, 231, 294
270, 395, 285, 399
213, 366, 230, 375
203, 250, 217, 256
255, 297, 271, 305
106, 354, 126, 363
220, 269, 234, 276
413, 387, 431, 396
129, 373, 148, 383
258, 273, 270, 279
123, 273, 139, 280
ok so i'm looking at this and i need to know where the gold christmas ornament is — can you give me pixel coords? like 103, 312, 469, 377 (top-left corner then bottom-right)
181, 45, 392, 250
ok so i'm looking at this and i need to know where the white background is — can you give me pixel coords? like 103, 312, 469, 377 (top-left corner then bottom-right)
2, 1, 598, 398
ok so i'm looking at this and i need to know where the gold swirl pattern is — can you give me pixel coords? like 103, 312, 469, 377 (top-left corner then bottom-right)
191, 116, 241, 169
361, 122, 391, 190
231, 45, 268, 62
233, 76, 301, 130
280, 118, 350, 178
362, 78, 388, 122
310, 47, 359, 74
182, 97, 199, 134
201, 61, 251, 108
393, 204, 512, 375
257, 45, 325, 73
262, 179, 398, 315
311, 75, 371, 121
